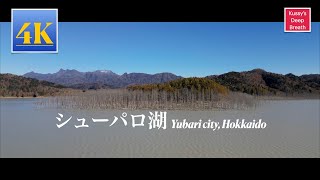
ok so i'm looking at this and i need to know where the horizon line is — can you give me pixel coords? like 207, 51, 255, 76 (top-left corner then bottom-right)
2, 68, 319, 77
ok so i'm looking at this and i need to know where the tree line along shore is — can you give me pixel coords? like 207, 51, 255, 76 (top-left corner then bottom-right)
1, 69, 319, 110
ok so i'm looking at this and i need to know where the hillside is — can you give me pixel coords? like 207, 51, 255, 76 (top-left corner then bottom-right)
128, 77, 228, 95
300, 74, 320, 90
0, 74, 68, 97
207, 69, 320, 96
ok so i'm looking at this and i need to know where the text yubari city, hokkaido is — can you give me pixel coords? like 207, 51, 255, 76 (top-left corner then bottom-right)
172, 119, 267, 131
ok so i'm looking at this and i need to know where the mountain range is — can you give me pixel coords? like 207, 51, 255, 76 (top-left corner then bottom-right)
21, 68, 320, 96
24, 69, 182, 88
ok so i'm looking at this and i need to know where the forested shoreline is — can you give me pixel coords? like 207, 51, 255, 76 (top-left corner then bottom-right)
1, 71, 319, 110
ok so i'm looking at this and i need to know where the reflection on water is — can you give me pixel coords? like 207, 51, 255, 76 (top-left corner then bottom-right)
1, 98, 319, 158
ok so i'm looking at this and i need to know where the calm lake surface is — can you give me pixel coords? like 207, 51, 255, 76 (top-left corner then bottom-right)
1, 98, 319, 158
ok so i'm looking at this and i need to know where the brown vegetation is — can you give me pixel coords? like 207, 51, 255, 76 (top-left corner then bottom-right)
0, 73, 78, 97
42, 89, 256, 111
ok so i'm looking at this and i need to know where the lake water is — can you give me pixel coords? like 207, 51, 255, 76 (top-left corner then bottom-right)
1, 98, 319, 158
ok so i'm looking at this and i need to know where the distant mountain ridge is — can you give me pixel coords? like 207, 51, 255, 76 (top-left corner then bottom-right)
24, 69, 183, 88
22, 68, 320, 96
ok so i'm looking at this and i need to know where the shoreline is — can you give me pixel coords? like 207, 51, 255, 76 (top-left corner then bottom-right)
1, 94, 319, 100
255, 95, 320, 101
0, 96, 46, 99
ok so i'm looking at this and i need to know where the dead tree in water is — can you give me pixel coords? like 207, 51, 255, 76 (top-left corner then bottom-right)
46, 88, 256, 110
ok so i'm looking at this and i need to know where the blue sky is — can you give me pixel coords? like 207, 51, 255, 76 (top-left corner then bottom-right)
0, 22, 319, 77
